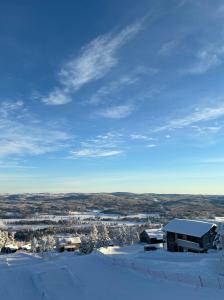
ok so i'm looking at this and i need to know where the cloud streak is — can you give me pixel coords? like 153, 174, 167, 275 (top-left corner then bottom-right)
156, 104, 224, 131
70, 149, 122, 158
98, 104, 134, 119
182, 45, 224, 75
0, 101, 71, 159
69, 132, 124, 159
42, 20, 143, 105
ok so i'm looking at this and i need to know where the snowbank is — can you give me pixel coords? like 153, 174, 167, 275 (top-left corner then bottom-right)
0, 249, 223, 300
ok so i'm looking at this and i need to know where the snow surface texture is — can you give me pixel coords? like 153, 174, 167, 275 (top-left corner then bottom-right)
163, 218, 216, 237
0, 246, 224, 300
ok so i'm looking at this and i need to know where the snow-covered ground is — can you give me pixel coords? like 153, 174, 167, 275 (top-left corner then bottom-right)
1, 246, 224, 299
1, 211, 150, 230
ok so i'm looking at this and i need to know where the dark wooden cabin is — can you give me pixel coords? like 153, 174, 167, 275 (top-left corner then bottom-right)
163, 219, 217, 253
140, 229, 164, 244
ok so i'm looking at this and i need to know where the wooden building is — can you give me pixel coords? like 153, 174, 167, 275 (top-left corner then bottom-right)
163, 219, 217, 253
140, 229, 164, 244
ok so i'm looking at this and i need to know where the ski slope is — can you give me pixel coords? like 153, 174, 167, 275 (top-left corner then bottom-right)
0, 249, 223, 300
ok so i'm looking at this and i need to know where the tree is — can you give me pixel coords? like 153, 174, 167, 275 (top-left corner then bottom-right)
31, 237, 39, 252
0, 230, 8, 249
38, 235, 55, 253
90, 225, 98, 249
80, 236, 94, 254
45, 235, 55, 251
98, 224, 111, 247
127, 226, 140, 244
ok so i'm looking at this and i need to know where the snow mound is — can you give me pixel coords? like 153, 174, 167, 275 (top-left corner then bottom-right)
0, 250, 224, 300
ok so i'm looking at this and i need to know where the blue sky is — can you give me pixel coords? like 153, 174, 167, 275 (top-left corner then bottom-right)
1, 0, 224, 194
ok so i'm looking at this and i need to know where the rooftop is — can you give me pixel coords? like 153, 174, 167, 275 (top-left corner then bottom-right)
163, 219, 216, 237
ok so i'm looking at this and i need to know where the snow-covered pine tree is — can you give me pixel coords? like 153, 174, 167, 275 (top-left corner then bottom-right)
45, 235, 56, 251
128, 226, 140, 244
31, 237, 39, 252
80, 236, 94, 254
90, 225, 98, 249
98, 224, 111, 247
0, 230, 8, 249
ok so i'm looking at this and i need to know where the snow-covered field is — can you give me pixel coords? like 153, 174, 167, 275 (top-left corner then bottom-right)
1, 245, 224, 299
1, 211, 151, 230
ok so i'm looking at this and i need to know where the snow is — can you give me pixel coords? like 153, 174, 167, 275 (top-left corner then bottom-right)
0, 246, 224, 299
57, 236, 81, 245
145, 228, 163, 239
163, 218, 216, 237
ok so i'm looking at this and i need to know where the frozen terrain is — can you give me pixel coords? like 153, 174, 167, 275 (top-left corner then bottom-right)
1, 246, 224, 299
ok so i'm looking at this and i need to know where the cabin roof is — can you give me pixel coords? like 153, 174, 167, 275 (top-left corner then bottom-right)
144, 229, 163, 239
58, 236, 81, 245
163, 219, 216, 237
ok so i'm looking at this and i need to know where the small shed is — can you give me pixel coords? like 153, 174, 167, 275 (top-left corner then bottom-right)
57, 236, 81, 252
140, 229, 164, 244
163, 219, 217, 253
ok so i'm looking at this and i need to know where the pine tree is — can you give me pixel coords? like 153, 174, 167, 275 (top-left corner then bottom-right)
45, 235, 56, 251
31, 237, 38, 252
0, 230, 10, 249
98, 224, 111, 247
80, 236, 94, 254
90, 225, 98, 249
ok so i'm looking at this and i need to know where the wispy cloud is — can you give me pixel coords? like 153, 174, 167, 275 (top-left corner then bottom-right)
157, 104, 224, 131
42, 20, 143, 105
159, 40, 179, 56
182, 45, 224, 75
191, 125, 222, 134
89, 66, 157, 105
42, 89, 72, 105
0, 101, 71, 159
89, 74, 139, 105
98, 104, 134, 119
69, 132, 124, 159
70, 149, 122, 158
129, 134, 154, 141
147, 144, 157, 148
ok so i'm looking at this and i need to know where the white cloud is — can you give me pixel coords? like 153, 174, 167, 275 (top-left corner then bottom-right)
89, 66, 157, 105
89, 74, 139, 104
191, 125, 222, 134
70, 149, 122, 158
130, 134, 154, 141
0, 101, 71, 159
69, 132, 124, 159
147, 144, 157, 148
42, 89, 71, 105
0, 100, 24, 117
171, 105, 224, 127
98, 104, 134, 119
42, 20, 143, 105
159, 40, 179, 56
80, 132, 122, 149
157, 104, 224, 131
182, 45, 224, 75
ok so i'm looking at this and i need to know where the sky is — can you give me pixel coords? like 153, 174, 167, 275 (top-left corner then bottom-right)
1, 0, 224, 194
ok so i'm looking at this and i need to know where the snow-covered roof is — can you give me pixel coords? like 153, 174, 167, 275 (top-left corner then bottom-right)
145, 229, 163, 239
4, 243, 19, 250
163, 219, 216, 237
58, 236, 81, 245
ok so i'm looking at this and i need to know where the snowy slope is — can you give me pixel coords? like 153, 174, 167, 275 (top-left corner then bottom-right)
0, 250, 224, 300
